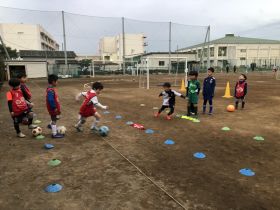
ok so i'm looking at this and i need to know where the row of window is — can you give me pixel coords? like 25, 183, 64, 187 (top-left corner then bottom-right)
193, 47, 247, 57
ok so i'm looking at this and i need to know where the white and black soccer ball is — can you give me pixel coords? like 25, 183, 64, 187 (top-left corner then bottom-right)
57, 126, 67, 135
32, 127, 42, 137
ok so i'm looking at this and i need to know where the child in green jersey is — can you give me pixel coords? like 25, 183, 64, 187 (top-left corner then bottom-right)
186, 71, 200, 116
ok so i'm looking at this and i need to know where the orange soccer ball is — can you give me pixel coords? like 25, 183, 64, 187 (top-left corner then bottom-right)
227, 105, 235, 112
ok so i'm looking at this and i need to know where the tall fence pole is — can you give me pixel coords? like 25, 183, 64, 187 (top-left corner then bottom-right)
61, 11, 68, 72
207, 25, 210, 68
122, 17, 126, 75
168, 21, 172, 75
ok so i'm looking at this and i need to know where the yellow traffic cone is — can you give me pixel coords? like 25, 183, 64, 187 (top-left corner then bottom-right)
222, 81, 233, 98
180, 79, 186, 92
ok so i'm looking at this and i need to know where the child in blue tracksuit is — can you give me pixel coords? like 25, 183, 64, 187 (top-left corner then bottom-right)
203, 67, 216, 115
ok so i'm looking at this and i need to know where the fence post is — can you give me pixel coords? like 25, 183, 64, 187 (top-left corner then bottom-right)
61, 11, 68, 72
207, 25, 210, 68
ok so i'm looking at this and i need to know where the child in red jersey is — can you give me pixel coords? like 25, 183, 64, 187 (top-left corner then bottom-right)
46, 74, 64, 138
75, 82, 108, 132
234, 74, 248, 109
6, 78, 35, 138
17, 73, 37, 129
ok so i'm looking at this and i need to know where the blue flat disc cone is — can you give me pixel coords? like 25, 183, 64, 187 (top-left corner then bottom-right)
103, 111, 110, 114
164, 139, 175, 145
44, 144, 54, 149
115, 115, 122, 119
126, 121, 134, 125
239, 168, 255, 176
193, 152, 206, 159
145, 129, 154, 134
45, 183, 63, 193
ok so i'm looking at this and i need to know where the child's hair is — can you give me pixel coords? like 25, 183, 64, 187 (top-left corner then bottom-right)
48, 74, 58, 84
240, 74, 247, 80
8, 78, 20, 88
162, 82, 171, 88
189, 70, 198, 77
16, 72, 27, 79
92, 82, 104, 90
208, 67, 215, 73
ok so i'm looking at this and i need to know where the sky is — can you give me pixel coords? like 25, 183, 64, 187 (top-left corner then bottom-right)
0, 0, 280, 54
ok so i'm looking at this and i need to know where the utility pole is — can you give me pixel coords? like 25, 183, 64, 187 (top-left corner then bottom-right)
62, 11, 68, 72
122, 17, 126, 74
168, 21, 172, 74
207, 26, 210, 68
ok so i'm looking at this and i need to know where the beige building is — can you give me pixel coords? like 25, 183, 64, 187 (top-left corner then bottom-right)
178, 34, 280, 68
0, 23, 59, 51
99, 33, 146, 63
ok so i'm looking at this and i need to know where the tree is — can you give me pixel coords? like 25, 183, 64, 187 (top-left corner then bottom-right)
0, 44, 17, 81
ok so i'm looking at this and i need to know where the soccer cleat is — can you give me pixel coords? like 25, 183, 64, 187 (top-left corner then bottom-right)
91, 126, 99, 133
208, 112, 213, 115
154, 113, 160, 118
74, 125, 83, 132
47, 124, 52, 129
166, 115, 172, 120
28, 124, 38, 129
17, 132, 26, 138
52, 133, 64, 138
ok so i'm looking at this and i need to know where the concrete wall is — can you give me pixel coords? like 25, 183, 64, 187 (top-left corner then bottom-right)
7, 61, 47, 79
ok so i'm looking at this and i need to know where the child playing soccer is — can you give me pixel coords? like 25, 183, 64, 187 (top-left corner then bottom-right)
75, 82, 108, 132
154, 82, 185, 120
186, 71, 200, 116
234, 74, 248, 109
17, 73, 37, 128
203, 67, 216, 115
46, 74, 64, 138
7, 78, 35, 137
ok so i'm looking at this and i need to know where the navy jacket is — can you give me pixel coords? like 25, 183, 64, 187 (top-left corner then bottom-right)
203, 76, 216, 99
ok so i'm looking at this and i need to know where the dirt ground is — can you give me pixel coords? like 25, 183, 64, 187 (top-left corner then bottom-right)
0, 72, 279, 210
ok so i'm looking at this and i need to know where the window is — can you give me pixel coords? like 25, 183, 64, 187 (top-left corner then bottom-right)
240, 57, 246, 60
104, 56, 110, 61
203, 48, 207, 57
218, 47, 227, 56
210, 47, 214, 57
17, 32, 24, 35
240, 49, 247, 53
159, 61, 165, 66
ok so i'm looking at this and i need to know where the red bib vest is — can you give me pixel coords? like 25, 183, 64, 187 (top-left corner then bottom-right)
79, 91, 97, 117
21, 83, 32, 100
9, 89, 28, 116
236, 82, 246, 98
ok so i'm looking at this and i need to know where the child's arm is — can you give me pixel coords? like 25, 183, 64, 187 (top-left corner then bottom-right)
234, 82, 238, 97
172, 90, 185, 99
75, 91, 87, 101
159, 92, 163, 97
91, 96, 108, 110
197, 81, 201, 95
212, 78, 216, 97
244, 82, 248, 96
6, 92, 14, 116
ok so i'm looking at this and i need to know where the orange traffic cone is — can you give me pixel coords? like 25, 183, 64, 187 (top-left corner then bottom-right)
223, 81, 233, 98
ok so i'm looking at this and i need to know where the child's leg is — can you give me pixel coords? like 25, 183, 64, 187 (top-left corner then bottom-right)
209, 99, 213, 114
51, 115, 57, 136
13, 117, 21, 134
193, 103, 198, 116
203, 99, 207, 113
235, 98, 239, 109
187, 101, 191, 116
241, 97, 245, 108
167, 105, 174, 116
91, 112, 101, 130
158, 105, 167, 114
75, 116, 86, 130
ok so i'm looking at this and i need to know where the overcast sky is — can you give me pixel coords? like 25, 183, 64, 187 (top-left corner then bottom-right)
0, 0, 280, 54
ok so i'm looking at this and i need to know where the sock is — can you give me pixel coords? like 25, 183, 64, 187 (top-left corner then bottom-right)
91, 120, 100, 129
235, 101, 239, 109
194, 107, 198, 115
51, 124, 57, 135
28, 118, 33, 126
242, 101, 245, 108
203, 105, 206, 113
75, 120, 83, 128
209, 105, 213, 113
187, 106, 191, 116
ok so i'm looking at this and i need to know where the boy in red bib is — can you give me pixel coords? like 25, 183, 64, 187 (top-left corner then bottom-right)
46, 74, 64, 138
234, 74, 248, 109
17, 73, 37, 129
75, 82, 108, 132
7, 78, 35, 138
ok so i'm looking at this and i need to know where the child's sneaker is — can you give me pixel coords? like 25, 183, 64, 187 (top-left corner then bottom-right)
52, 133, 64, 138
17, 132, 26, 138
154, 113, 160, 118
74, 125, 83, 132
28, 124, 38, 129
208, 112, 213, 115
91, 126, 99, 133
166, 115, 172, 120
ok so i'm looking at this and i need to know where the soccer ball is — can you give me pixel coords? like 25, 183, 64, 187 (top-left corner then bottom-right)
32, 127, 42, 137
227, 105, 235, 112
99, 126, 109, 137
57, 126, 67, 135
